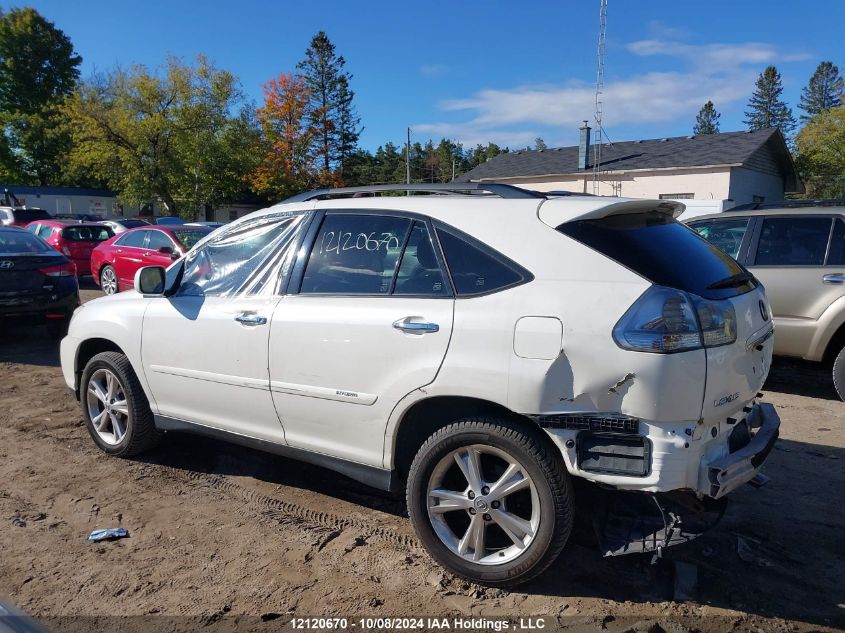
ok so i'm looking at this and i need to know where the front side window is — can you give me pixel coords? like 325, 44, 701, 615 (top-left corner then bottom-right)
300, 214, 412, 295
176, 213, 307, 297
146, 230, 175, 250
436, 226, 525, 296
690, 217, 750, 259
754, 217, 832, 266
117, 230, 148, 248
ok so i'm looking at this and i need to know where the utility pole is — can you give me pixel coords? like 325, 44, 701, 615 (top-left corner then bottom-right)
406, 127, 411, 186
451, 158, 456, 182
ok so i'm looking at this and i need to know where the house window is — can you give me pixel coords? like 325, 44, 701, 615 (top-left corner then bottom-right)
659, 193, 694, 199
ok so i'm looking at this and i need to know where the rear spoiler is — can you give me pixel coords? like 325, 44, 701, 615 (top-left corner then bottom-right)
538, 197, 685, 228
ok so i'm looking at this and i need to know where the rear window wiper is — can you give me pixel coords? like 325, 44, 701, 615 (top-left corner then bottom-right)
706, 271, 756, 290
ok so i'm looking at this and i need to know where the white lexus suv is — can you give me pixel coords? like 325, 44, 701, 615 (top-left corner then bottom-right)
60, 183, 780, 586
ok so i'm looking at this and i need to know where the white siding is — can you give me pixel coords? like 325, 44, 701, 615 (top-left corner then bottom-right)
727, 167, 785, 204
14, 192, 117, 216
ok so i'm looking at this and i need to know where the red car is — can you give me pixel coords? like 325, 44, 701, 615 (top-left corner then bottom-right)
25, 220, 114, 276
91, 225, 211, 294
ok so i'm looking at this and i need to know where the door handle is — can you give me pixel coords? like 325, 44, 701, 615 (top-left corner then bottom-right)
143, 252, 151, 257
823, 273, 845, 284
235, 313, 267, 326
393, 317, 439, 334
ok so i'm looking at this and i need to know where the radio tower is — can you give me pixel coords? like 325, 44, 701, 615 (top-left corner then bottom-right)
592, 0, 608, 194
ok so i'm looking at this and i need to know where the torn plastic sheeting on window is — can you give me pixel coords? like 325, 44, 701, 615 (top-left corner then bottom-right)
177, 212, 309, 298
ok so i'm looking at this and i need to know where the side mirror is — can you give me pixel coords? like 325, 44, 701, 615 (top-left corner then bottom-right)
157, 246, 180, 261
134, 266, 166, 296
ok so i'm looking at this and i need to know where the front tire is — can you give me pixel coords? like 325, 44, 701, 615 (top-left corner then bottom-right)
80, 351, 161, 456
100, 265, 118, 295
833, 345, 845, 401
407, 418, 573, 587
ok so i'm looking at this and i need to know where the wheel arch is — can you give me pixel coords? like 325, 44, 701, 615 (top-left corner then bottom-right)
390, 395, 545, 481
822, 320, 845, 365
75, 338, 128, 397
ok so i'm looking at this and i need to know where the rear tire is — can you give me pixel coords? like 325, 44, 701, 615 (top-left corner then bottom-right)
80, 351, 161, 456
833, 345, 845, 401
100, 265, 118, 295
406, 417, 573, 587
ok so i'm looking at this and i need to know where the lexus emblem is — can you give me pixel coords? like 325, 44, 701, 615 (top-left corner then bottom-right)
0, 260, 13, 269
759, 299, 769, 321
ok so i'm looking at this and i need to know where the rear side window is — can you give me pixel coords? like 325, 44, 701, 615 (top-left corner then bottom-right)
62, 226, 112, 242
436, 226, 525, 296
37, 225, 53, 239
394, 221, 449, 296
690, 218, 750, 259
116, 230, 147, 248
558, 212, 753, 300
300, 214, 411, 295
828, 219, 845, 265
754, 217, 832, 266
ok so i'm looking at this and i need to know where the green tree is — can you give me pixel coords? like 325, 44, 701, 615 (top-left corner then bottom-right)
0, 7, 82, 185
744, 66, 796, 137
693, 100, 720, 135
66, 57, 259, 218
533, 137, 547, 151
297, 32, 360, 177
795, 105, 845, 198
799, 61, 844, 121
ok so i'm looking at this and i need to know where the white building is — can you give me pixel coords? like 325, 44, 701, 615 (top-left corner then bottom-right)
1, 185, 117, 216
459, 128, 802, 207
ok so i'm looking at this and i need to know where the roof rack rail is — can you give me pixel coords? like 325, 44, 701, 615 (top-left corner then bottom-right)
283, 182, 547, 203
728, 199, 845, 211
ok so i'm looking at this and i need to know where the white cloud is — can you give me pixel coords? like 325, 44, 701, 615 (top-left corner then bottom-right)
414, 37, 809, 147
420, 64, 447, 78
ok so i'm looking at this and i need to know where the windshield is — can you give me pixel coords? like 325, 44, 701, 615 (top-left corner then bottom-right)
0, 230, 52, 254
172, 229, 211, 250
558, 212, 756, 300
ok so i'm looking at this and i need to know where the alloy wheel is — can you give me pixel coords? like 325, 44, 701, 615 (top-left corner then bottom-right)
426, 444, 540, 565
101, 267, 117, 294
86, 368, 129, 445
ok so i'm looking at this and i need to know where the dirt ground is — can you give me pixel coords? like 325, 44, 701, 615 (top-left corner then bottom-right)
1, 285, 843, 633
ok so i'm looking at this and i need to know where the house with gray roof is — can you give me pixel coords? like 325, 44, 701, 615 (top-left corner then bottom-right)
458, 127, 802, 206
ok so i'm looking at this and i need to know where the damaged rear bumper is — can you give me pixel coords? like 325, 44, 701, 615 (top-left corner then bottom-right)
703, 403, 780, 499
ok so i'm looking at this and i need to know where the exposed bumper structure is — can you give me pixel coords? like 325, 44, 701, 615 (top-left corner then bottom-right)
704, 403, 780, 499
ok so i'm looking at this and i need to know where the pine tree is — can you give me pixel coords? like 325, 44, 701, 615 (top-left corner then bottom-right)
534, 137, 547, 150
744, 66, 796, 137
693, 101, 720, 135
799, 61, 844, 121
297, 32, 360, 176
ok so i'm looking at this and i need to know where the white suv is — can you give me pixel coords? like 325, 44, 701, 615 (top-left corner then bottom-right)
60, 184, 780, 586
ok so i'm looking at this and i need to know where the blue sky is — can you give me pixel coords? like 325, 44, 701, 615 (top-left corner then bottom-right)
24, 0, 845, 151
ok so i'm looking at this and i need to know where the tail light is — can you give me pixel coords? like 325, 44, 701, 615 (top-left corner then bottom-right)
39, 262, 77, 277
614, 286, 736, 354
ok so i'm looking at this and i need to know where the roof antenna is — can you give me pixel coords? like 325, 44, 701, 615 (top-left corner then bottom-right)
592, 0, 608, 195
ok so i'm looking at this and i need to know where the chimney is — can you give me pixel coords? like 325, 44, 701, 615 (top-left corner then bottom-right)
578, 121, 591, 170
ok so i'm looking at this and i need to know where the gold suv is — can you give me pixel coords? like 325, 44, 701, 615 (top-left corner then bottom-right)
689, 202, 845, 400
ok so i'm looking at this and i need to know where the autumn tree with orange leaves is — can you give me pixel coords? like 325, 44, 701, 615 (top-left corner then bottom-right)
249, 73, 338, 199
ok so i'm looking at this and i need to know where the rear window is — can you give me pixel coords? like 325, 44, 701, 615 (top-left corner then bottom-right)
62, 226, 113, 242
12, 208, 51, 223
558, 212, 754, 300
172, 229, 210, 251
119, 219, 149, 229
0, 230, 52, 254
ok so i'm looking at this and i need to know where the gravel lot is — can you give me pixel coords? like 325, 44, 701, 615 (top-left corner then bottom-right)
0, 285, 843, 633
